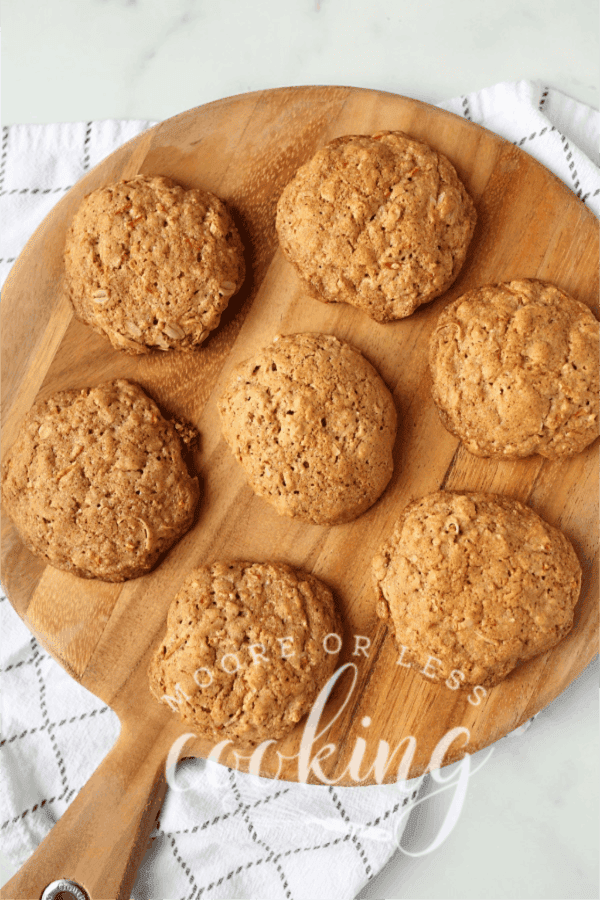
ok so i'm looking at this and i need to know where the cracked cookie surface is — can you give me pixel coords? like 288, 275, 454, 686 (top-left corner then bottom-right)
429, 279, 599, 458
275, 132, 476, 322
373, 491, 581, 688
217, 333, 397, 525
1, 379, 199, 581
64, 175, 245, 354
148, 560, 341, 745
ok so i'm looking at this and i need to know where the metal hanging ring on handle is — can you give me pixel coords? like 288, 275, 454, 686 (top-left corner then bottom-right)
41, 879, 91, 900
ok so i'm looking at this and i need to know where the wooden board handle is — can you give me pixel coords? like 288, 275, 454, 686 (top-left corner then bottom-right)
1, 722, 173, 900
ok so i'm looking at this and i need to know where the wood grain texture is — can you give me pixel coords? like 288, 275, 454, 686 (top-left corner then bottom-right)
1, 86, 598, 899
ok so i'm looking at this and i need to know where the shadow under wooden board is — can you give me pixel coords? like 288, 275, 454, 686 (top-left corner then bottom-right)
1, 86, 598, 899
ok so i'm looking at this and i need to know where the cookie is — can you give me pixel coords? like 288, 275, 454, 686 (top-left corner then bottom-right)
148, 560, 342, 745
1, 379, 199, 581
373, 491, 581, 688
429, 279, 600, 458
217, 333, 397, 525
64, 175, 245, 354
275, 132, 476, 323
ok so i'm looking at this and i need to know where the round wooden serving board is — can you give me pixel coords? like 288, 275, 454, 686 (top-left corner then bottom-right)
1, 86, 598, 899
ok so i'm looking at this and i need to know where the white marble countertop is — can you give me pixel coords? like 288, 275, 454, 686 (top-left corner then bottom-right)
3, 0, 598, 123
1, 0, 598, 897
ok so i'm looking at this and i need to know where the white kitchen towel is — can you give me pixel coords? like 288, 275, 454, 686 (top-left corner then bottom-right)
439, 80, 600, 208
1, 81, 598, 900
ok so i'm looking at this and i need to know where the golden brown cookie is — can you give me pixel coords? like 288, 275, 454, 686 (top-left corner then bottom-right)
148, 560, 342, 745
1, 379, 199, 581
217, 333, 397, 525
429, 279, 599, 458
275, 132, 476, 323
64, 175, 245, 354
373, 491, 581, 688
